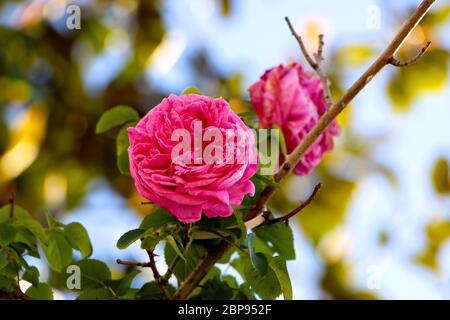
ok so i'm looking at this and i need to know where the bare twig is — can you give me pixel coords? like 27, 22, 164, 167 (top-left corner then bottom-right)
266, 183, 322, 224
285, 17, 317, 68
141, 201, 154, 205
116, 259, 151, 268
388, 40, 431, 67
174, 0, 436, 300
285, 17, 333, 108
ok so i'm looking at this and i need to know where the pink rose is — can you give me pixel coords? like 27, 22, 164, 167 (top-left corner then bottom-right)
128, 94, 258, 223
249, 63, 340, 175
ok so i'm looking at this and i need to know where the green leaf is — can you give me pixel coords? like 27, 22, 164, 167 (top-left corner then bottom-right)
0, 252, 20, 279
42, 231, 73, 272
218, 247, 236, 264
200, 275, 234, 300
233, 212, 247, 241
14, 227, 39, 257
25, 283, 54, 300
76, 288, 114, 300
109, 270, 140, 296
141, 236, 161, 251
247, 233, 268, 275
231, 256, 247, 279
164, 242, 202, 281
269, 256, 292, 300
136, 282, 163, 300
140, 207, 178, 230
222, 275, 254, 300
254, 223, 295, 260
244, 256, 281, 300
117, 229, 144, 250
238, 110, 257, 118
166, 235, 186, 262
0, 205, 48, 244
253, 174, 280, 189
253, 234, 274, 257
0, 251, 8, 270
46, 212, 63, 229
116, 124, 134, 175
136, 282, 175, 300
96, 105, 139, 134
21, 218, 48, 245
0, 222, 16, 246
181, 87, 202, 95
65, 259, 112, 290
0, 275, 15, 292
23, 266, 40, 287
64, 222, 93, 258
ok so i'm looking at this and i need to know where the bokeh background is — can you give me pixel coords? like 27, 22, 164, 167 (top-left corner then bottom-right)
0, 0, 449, 299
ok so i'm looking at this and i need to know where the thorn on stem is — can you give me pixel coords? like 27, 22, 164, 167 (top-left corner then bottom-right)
284, 16, 317, 69
116, 258, 151, 268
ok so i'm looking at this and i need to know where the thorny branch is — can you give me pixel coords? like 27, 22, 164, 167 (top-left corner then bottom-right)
116, 259, 151, 268
173, 0, 436, 300
245, 0, 435, 223
146, 250, 173, 299
266, 183, 322, 225
116, 251, 173, 299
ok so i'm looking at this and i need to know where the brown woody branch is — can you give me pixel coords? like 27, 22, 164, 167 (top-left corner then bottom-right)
285, 17, 333, 108
0, 288, 31, 300
388, 40, 431, 67
173, 0, 436, 300
117, 251, 172, 299
146, 250, 173, 299
245, 0, 435, 222
172, 240, 231, 300
266, 183, 322, 224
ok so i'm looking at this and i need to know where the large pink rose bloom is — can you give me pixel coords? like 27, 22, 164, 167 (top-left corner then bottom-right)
249, 63, 340, 175
128, 94, 258, 223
